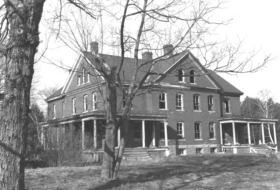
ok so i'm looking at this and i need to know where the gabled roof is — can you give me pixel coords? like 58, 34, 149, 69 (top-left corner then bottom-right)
46, 50, 243, 101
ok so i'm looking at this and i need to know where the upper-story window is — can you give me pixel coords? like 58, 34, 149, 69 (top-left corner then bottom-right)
190, 70, 195, 84
208, 96, 214, 111
178, 69, 185, 83
87, 72, 90, 83
224, 98, 230, 113
72, 98, 76, 114
53, 104, 56, 119
159, 92, 167, 110
92, 93, 97, 110
193, 94, 200, 111
122, 90, 127, 108
176, 94, 183, 110
77, 76, 81, 86
62, 101, 65, 117
83, 95, 88, 112
177, 122, 184, 138
82, 68, 85, 84
194, 122, 202, 139
209, 122, 216, 139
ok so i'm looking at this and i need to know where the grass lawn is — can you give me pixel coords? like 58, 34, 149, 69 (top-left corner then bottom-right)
26, 154, 280, 190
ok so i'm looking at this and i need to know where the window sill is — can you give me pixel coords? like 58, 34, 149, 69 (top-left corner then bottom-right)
71, 113, 77, 115
178, 139, 186, 141
159, 109, 169, 111
210, 139, 217, 141
82, 111, 88, 113
190, 83, 197, 85
225, 112, 232, 114
193, 110, 201, 112
178, 81, 186, 83
208, 110, 215, 113
92, 109, 97, 111
176, 109, 185, 111
194, 139, 203, 141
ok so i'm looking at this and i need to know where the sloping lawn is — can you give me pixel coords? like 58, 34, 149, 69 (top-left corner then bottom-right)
26, 154, 280, 190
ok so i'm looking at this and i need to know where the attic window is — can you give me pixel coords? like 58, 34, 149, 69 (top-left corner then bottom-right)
82, 68, 85, 84
178, 69, 185, 83
77, 76, 81, 86
190, 70, 195, 84
87, 72, 90, 83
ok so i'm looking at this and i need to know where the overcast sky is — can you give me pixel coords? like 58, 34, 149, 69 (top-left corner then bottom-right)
35, 0, 280, 103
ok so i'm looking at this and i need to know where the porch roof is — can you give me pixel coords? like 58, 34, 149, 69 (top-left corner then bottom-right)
219, 117, 278, 124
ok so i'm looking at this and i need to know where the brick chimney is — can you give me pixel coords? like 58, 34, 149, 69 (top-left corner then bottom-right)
142, 52, 153, 61
90, 42, 99, 54
163, 44, 174, 56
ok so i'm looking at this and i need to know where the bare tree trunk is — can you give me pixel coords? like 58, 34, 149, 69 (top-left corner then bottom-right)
101, 67, 117, 179
0, 1, 45, 189
266, 124, 274, 144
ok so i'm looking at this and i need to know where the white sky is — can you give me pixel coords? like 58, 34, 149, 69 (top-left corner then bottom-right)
35, 0, 280, 103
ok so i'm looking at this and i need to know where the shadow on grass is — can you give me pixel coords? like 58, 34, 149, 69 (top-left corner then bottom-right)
90, 154, 276, 190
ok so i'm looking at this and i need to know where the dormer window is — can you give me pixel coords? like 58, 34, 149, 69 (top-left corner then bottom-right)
190, 70, 195, 84
208, 96, 214, 111
82, 68, 85, 84
178, 69, 185, 83
87, 72, 90, 83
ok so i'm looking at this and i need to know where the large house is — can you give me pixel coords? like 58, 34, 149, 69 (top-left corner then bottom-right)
41, 42, 278, 156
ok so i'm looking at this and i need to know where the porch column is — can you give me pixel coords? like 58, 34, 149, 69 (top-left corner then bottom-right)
247, 122, 251, 145
261, 123, 265, 144
82, 120, 85, 149
93, 119, 97, 149
273, 123, 277, 145
232, 122, 236, 145
142, 120, 146, 148
152, 122, 156, 147
220, 123, 223, 145
164, 121, 168, 147
118, 126, 121, 147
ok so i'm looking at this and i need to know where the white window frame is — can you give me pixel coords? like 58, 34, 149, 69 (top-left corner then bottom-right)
190, 70, 196, 84
225, 99, 231, 113
53, 104, 56, 119
209, 122, 216, 140
195, 122, 202, 139
159, 92, 167, 110
176, 93, 183, 111
62, 101, 65, 117
193, 95, 200, 111
72, 98, 76, 114
177, 122, 184, 138
178, 69, 185, 83
87, 72, 90, 83
83, 95, 88, 112
208, 96, 214, 111
92, 93, 97, 111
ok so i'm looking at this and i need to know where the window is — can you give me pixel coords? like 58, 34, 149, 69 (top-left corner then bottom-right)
177, 122, 184, 138
190, 70, 195, 84
224, 99, 230, 113
72, 98, 76, 114
176, 94, 183, 110
83, 95, 88, 112
62, 101, 65, 117
77, 76, 81, 86
92, 93, 97, 110
209, 122, 216, 139
193, 95, 200, 111
195, 122, 201, 139
87, 72, 90, 83
208, 96, 214, 111
82, 68, 85, 84
178, 69, 185, 82
196, 148, 203, 154
210, 147, 217, 154
134, 125, 141, 139
160, 122, 165, 139
123, 90, 127, 108
159, 92, 167, 110
53, 104, 56, 119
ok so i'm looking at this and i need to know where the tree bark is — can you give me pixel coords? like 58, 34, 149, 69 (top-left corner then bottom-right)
0, 0, 45, 189
101, 67, 117, 179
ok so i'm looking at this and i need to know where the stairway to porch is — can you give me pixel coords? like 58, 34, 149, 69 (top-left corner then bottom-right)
250, 145, 273, 154
121, 148, 152, 161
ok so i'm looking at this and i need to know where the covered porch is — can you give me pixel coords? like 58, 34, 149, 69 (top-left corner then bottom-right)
219, 117, 278, 153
